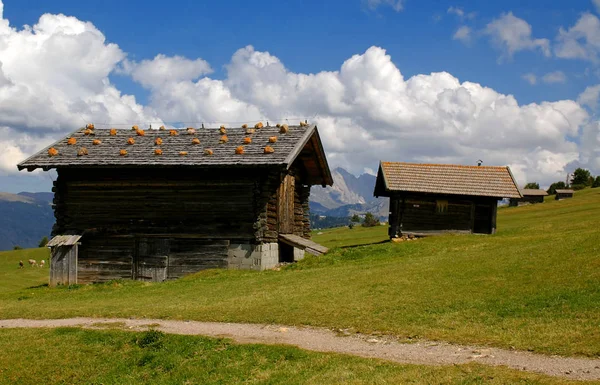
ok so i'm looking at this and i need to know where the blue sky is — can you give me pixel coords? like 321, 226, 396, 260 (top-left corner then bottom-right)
1, 0, 599, 192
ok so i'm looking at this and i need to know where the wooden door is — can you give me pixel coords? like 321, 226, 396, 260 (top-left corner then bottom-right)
134, 238, 169, 282
277, 174, 295, 234
473, 204, 492, 234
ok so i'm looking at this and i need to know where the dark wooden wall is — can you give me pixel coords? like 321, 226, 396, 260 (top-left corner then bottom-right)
509, 195, 544, 206
51, 167, 314, 283
388, 194, 498, 237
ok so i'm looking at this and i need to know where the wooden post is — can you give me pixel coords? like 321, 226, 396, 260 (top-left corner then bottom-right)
490, 202, 498, 235
470, 203, 476, 233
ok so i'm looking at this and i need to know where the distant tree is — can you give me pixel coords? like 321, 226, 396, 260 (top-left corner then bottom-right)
38, 236, 49, 248
547, 181, 566, 195
13, 245, 22, 250
572, 168, 592, 186
524, 182, 540, 189
593, 176, 600, 188
571, 184, 587, 191
350, 214, 361, 223
348, 222, 355, 229
362, 212, 380, 227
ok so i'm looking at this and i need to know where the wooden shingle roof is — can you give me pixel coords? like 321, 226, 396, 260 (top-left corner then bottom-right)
374, 161, 522, 199
555, 189, 574, 194
18, 123, 333, 186
520, 189, 548, 197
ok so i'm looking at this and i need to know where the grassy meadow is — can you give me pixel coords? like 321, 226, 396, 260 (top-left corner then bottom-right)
0, 247, 49, 292
0, 188, 599, 359
0, 327, 587, 385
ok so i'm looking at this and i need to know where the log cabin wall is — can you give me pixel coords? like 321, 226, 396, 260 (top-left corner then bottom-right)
388, 194, 498, 236
53, 167, 280, 283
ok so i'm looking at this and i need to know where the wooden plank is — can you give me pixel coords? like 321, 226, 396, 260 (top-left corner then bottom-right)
279, 234, 328, 255
278, 174, 295, 234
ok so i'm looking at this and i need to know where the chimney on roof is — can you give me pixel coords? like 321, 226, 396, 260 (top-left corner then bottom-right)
477, 159, 483, 166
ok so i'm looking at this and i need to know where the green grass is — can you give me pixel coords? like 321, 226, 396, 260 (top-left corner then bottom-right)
312, 224, 388, 248
0, 328, 591, 385
0, 248, 49, 292
1, 189, 600, 357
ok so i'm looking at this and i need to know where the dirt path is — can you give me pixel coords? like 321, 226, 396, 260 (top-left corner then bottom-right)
1, 318, 599, 381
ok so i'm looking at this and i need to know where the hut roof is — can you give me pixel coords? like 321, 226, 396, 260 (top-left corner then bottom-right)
520, 189, 548, 197
17, 123, 332, 186
47, 235, 82, 247
374, 161, 522, 199
555, 189, 574, 194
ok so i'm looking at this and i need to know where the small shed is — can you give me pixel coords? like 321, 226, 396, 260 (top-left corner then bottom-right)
374, 162, 522, 238
509, 189, 548, 206
555, 189, 574, 200
46, 235, 81, 286
18, 123, 332, 284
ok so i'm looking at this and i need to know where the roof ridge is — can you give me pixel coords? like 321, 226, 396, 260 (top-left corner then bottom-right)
381, 161, 508, 170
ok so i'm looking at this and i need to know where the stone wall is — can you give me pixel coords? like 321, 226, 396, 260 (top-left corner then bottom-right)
227, 243, 279, 270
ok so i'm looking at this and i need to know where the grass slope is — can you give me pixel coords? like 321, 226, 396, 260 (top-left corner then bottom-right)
0, 248, 49, 292
1, 189, 599, 357
0, 328, 589, 385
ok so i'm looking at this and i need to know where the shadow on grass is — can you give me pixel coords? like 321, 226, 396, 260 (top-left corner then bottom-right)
339, 240, 389, 249
26, 283, 48, 289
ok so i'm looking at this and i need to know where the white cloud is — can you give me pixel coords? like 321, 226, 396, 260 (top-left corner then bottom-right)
485, 12, 551, 60
522, 73, 537, 85
447, 6, 476, 20
0, 1, 162, 177
0, 3, 598, 190
363, 0, 404, 12
453, 26, 472, 43
121, 54, 212, 89
578, 84, 600, 109
555, 13, 600, 62
593, 0, 600, 15
542, 71, 567, 84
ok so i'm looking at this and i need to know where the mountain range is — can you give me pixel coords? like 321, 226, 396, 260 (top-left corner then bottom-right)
0, 192, 54, 251
310, 168, 389, 219
0, 168, 387, 250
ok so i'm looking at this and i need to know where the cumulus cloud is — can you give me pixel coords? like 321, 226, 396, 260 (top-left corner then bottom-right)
595, 0, 600, 14
555, 12, 600, 62
485, 12, 551, 60
363, 0, 404, 12
1, 2, 598, 190
578, 84, 600, 109
542, 71, 567, 84
522, 73, 537, 85
121, 54, 213, 89
0, 1, 162, 179
453, 26, 472, 43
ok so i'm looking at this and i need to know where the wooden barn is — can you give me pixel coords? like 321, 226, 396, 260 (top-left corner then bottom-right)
509, 189, 548, 206
18, 123, 332, 284
555, 189, 574, 200
373, 162, 521, 238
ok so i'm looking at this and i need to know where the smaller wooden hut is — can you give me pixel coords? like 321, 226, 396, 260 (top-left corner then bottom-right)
509, 189, 548, 206
555, 189, 574, 200
374, 162, 521, 238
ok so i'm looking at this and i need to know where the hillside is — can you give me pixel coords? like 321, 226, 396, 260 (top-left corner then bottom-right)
1, 188, 599, 358
0, 192, 54, 251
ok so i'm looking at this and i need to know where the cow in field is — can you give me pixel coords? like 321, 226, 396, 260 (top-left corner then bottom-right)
39, 260, 46, 268
28, 259, 37, 267
18, 260, 24, 269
